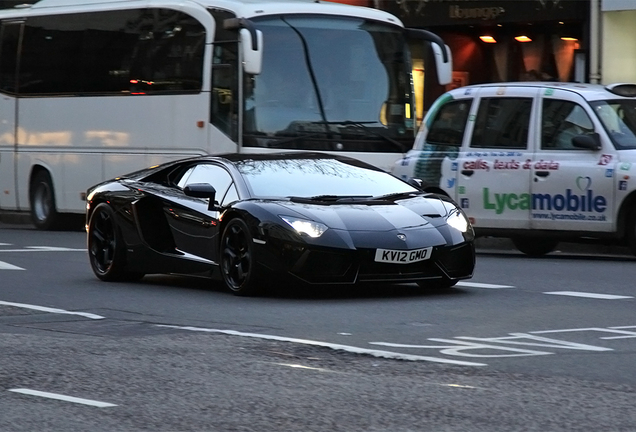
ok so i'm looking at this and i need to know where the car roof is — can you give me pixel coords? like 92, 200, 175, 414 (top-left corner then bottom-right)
447, 82, 636, 102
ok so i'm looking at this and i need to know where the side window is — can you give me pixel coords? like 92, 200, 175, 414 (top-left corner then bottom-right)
471, 97, 532, 149
178, 164, 233, 203
542, 100, 594, 150
0, 22, 21, 94
426, 99, 472, 146
19, 9, 205, 95
209, 9, 239, 141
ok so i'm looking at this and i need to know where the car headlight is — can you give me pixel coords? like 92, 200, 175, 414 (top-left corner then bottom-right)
280, 216, 328, 238
446, 208, 469, 232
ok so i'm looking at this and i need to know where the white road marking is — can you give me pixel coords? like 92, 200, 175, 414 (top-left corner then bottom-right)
0, 261, 24, 270
156, 325, 487, 366
544, 291, 633, 300
457, 281, 514, 289
0, 243, 12, 246
0, 300, 104, 320
9, 389, 117, 408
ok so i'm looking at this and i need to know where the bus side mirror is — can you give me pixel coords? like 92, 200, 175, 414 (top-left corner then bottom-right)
240, 28, 263, 75
432, 43, 452, 86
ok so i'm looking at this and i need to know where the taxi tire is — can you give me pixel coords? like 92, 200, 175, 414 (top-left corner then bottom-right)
512, 237, 558, 257
627, 209, 636, 257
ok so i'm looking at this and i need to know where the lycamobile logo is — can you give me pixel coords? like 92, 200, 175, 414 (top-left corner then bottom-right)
483, 188, 607, 215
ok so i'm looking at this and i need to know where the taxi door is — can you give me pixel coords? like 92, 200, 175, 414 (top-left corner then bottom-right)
453, 86, 539, 229
530, 88, 614, 232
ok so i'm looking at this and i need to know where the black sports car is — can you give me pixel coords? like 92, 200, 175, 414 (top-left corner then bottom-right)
86, 152, 475, 295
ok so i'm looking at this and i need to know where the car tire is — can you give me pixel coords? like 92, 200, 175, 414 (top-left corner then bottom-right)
30, 170, 61, 230
220, 218, 262, 296
512, 237, 558, 257
88, 203, 143, 282
627, 208, 636, 257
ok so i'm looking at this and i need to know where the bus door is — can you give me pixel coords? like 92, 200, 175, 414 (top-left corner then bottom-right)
0, 21, 21, 211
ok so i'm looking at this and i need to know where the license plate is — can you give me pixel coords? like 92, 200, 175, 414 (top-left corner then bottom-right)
374, 247, 433, 264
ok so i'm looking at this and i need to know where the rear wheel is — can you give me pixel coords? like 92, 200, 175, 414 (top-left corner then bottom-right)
627, 208, 636, 257
220, 218, 262, 296
88, 203, 143, 281
30, 170, 60, 230
512, 237, 558, 257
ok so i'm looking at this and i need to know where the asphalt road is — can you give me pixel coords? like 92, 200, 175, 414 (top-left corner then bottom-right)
1, 219, 636, 431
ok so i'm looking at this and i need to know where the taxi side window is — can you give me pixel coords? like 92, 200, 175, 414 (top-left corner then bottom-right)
426, 100, 472, 146
542, 100, 595, 150
471, 97, 532, 149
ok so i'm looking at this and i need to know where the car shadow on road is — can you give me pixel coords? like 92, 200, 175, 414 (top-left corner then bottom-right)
137, 275, 469, 300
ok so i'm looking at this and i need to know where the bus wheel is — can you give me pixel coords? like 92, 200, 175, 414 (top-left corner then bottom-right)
30, 170, 60, 230
512, 237, 558, 257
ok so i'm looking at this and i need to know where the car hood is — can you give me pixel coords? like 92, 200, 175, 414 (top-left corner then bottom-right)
272, 195, 449, 231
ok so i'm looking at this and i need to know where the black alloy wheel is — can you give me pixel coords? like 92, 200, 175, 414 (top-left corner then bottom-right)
220, 218, 261, 296
88, 203, 142, 282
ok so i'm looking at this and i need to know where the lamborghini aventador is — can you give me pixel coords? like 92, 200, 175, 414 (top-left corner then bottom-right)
86, 152, 475, 296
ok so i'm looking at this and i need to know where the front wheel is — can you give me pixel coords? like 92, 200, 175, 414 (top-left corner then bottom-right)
220, 218, 262, 296
627, 208, 636, 257
512, 237, 558, 257
88, 203, 143, 282
30, 170, 61, 230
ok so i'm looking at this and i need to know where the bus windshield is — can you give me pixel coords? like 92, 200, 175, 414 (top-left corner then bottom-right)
243, 15, 415, 153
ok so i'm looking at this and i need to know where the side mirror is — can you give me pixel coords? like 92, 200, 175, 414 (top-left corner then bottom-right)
240, 28, 263, 75
407, 177, 424, 190
572, 133, 601, 151
432, 44, 453, 86
183, 183, 218, 211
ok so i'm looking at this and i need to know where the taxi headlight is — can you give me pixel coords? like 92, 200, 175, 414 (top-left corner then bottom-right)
280, 216, 328, 238
447, 208, 469, 232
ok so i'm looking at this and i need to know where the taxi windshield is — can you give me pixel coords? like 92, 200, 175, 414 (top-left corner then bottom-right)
590, 100, 636, 149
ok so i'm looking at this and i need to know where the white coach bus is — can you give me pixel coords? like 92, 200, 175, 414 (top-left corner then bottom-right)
0, 0, 451, 229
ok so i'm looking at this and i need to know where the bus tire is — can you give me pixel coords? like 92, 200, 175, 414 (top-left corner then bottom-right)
30, 170, 61, 230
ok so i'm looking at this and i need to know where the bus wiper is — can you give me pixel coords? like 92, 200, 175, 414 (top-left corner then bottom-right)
312, 121, 408, 152
267, 132, 327, 148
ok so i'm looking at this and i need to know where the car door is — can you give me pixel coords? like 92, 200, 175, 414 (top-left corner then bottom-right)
453, 86, 538, 229
530, 89, 614, 231
162, 163, 237, 262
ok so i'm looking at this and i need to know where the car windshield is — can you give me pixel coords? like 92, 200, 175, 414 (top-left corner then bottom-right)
590, 100, 636, 149
235, 158, 418, 199
242, 15, 415, 153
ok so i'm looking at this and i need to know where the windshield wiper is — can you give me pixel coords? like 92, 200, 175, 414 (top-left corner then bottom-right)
289, 194, 372, 203
266, 132, 328, 148
311, 121, 408, 152
370, 191, 423, 201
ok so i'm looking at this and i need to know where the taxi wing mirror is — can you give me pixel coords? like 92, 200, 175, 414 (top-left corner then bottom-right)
572, 133, 601, 151
183, 183, 218, 211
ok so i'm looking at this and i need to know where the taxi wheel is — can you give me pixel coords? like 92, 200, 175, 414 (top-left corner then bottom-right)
512, 237, 558, 257
627, 210, 636, 256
